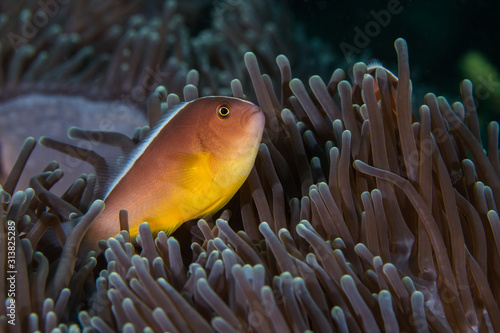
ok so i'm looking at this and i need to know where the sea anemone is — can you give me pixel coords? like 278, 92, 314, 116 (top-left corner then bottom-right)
0, 0, 335, 192
2, 0, 499, 332
2, 33, 499, 332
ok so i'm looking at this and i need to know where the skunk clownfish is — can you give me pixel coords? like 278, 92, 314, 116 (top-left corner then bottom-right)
75, 96, 265, 257
366, 59, 399, 109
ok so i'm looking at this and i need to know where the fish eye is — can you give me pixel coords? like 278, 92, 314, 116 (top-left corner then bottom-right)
218, 105, 230, 118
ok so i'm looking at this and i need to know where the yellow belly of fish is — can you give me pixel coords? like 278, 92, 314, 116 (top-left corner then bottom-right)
127, 150, 256, 237
136, 183, 236, 236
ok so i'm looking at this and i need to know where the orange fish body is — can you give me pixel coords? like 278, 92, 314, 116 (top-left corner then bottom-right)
367, 61, 399, 109
79, 96, 265, 256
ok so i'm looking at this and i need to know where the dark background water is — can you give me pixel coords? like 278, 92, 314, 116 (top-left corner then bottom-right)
290, 0, 500, 125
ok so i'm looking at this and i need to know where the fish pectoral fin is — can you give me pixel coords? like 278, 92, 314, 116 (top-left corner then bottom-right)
173, 151, 216, 191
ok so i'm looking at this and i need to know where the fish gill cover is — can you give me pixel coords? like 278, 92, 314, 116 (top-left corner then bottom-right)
0, 0, 499, 332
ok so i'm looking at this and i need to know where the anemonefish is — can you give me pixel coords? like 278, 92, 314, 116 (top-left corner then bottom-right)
366, 59, 399, 109
78, 96, 265, 257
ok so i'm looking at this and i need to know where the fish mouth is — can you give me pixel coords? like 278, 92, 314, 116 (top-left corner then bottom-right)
241, 106, 264, 128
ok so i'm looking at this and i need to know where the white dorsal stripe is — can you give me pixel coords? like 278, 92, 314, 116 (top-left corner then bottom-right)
102, 96, 256, 199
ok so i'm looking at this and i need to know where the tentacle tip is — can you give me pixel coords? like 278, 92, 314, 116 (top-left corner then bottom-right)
352, 159, 363, 170
244, 51, 256, 62
276, 54, 289, 65
258, 221, 270, 232
38, 136, 49, 146
23, 136, 36, 145
154, 85, 167, 97
138, 221, 152, 233
338, 80, 351, 90
88, 199, 105, 214
394, 37, 407, 49
67, 126, 83, 139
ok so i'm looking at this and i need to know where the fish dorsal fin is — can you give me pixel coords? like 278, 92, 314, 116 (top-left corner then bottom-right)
366, 58, 383, 70
92, 148, 134, 199
101, 102, 188, 199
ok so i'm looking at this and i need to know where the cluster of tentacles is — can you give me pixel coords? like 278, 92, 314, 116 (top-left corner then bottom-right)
0, 0, 335, 191
0, 0, 335, 101
1, 35, 499, 332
